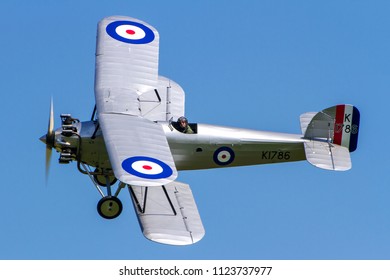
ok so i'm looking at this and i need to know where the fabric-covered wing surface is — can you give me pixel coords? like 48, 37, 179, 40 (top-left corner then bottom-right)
95, 16, 185, 121
99, 113, 177, 186
95, 16, 159, 112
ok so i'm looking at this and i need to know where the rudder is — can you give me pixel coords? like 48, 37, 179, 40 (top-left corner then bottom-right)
331, 105, 360, 152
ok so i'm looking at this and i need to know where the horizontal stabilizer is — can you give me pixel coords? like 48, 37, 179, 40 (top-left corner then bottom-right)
304, 141, 351, 171
129, 181, 205, 245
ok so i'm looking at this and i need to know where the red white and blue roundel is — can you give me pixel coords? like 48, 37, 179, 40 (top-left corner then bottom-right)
122, 156, 173, 179
106, 20, 155, 44
213, 147, 235, 166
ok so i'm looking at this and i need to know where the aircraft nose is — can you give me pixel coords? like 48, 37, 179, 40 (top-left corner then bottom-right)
39, 134, 47, 144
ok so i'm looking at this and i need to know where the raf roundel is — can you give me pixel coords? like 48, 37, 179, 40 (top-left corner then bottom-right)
106, 20, 155, 44
213, 147, 235, 166
122, 156, 173, 179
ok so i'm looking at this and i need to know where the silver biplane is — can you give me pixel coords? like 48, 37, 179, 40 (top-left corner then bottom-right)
40, 16, 360, 246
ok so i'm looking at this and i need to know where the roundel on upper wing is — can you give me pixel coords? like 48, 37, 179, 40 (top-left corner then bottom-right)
106, 20, 155, 44
213, 147, 235, 166
122, 156, 173, 179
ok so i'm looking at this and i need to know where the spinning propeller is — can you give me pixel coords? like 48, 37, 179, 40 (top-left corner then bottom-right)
40, 98, 55, 182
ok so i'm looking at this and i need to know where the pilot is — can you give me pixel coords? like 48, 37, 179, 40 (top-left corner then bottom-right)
178, 116, 194, 134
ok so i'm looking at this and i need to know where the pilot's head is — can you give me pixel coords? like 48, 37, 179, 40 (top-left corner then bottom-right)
178, 116, 188, 128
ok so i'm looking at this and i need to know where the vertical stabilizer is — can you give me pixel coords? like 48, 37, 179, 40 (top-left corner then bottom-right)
303, 105, 360, 152
301, 104, 360, 171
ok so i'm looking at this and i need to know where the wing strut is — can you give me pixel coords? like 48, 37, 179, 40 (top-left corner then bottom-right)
129, 185, 177, 215
90, 105, 97, 121
162, 185, 177, 216
129, 186, 148, 214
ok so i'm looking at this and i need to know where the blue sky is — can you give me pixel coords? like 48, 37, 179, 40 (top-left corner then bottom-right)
1, 0, 390, 259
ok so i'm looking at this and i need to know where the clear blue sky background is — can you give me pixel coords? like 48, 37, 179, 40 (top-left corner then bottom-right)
1, 0, 389, 260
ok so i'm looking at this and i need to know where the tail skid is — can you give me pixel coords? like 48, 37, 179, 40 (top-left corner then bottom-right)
300, 104, 360, 171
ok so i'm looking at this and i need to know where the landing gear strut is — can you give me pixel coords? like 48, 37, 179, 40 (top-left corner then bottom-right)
93, 169, 117, 187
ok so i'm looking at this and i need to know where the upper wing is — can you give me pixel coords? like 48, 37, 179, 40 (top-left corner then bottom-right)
95, 15, 159, 113
95, 16, 184, 121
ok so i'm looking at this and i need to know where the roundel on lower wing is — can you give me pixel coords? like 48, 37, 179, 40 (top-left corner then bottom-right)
122, 156, 173, 179
106, 20, 155, 44
213, 147, 235, 166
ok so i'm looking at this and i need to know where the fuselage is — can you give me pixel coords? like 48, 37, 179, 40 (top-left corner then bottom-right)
163, 123, 306, 170
51, 120, 307, 172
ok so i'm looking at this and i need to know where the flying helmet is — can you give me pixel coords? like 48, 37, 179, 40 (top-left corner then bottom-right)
178, 116, 188, 124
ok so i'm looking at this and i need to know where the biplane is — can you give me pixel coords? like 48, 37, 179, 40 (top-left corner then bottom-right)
40, 16, 360, 246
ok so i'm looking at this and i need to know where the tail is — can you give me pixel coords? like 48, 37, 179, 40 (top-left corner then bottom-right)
300, 104, 360, 171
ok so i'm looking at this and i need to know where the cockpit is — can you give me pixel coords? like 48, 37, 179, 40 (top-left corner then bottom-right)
169, 117, 198, 134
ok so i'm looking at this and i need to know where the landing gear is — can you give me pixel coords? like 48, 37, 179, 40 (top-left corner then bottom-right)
79, 163, 126, 220
97, 196, 122, 219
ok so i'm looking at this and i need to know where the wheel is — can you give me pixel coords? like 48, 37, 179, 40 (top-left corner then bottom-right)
93, 170, 117, 187
97, 196, 123, 219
